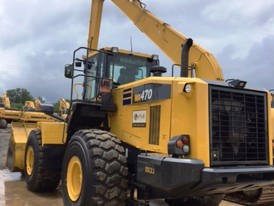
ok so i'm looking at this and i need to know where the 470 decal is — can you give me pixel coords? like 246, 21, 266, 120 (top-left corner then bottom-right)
140, 89, 153, 101
134, 89, 153, 102
133, 84, 171, 103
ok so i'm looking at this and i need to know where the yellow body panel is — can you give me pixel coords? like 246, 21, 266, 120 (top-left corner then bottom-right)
271, 93, 274, 148
110, 77, 212, 166
10, 122, 37, 170
20, 111, 58, 122
38, 122, 67, 145
0, 107, 5, 118
171, 78, 210, 167
268, 93, 274, 164
110, 77, 172, 153
2, 110, 21, 121
272, 109, 274, 140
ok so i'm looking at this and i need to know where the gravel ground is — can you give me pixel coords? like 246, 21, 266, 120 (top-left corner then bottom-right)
0, 125, 10, 169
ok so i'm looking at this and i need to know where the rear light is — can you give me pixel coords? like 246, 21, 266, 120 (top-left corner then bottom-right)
168, 135, 190, 156
182, 136, 189, 144
175, 139, 183, 149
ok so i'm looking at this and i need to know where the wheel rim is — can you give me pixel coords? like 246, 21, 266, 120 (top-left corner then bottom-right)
26, 146, 34, 176
67, 156, 83, 202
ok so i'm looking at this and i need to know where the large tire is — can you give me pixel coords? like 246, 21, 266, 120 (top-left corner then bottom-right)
0, 119, 7, 129
24, 129, 61, 192
62, 129, 128, 206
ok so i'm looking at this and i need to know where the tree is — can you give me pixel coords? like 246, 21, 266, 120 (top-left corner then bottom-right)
6, 88, 33, 106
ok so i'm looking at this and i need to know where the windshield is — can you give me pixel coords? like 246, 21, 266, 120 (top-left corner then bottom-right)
83, 51, 158, 101
108, 53, 157, 85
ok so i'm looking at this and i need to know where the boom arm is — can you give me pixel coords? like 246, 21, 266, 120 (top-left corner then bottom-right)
111, 0, 224, 81
88, 0, 104, 50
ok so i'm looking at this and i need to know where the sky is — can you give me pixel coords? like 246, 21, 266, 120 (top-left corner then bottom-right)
0, 0, 274, 103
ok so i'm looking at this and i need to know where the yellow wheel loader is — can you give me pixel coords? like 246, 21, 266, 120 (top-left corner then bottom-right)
7, 1, 274, 206
7, 45, 274, 206
0, 93, 17, 129
58, 98, 70, 119
6, 100, 63, 172
0, 104, 7, 129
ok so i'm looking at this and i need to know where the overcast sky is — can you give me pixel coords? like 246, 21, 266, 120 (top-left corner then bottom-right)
0, 0, 274, 102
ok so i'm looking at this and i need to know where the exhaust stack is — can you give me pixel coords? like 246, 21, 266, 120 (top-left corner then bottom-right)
180, 38, 193, 77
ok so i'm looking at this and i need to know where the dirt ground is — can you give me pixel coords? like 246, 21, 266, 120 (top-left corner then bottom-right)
0, 125, 10, 170
0, 124, 240, 206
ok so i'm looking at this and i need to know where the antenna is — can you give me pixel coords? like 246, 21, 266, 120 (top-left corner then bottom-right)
130, 36, 133, 52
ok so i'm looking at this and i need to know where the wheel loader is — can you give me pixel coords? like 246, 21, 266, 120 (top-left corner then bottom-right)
0, 93, 13, 129
6, 1, 274, 206
6, 99, 63, 172
6, 44, 274, 205
0, 95, 54, 128
58, 98, 70, 119
0, 106, 7, 129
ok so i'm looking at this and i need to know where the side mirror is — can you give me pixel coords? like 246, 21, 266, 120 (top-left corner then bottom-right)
64, 64, 74, 79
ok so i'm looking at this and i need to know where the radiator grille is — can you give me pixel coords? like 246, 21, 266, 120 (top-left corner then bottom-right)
149, 105, 161, 145
209, 86, 268, 166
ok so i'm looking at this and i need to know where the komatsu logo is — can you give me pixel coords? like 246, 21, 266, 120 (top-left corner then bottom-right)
30, 116, 47, 119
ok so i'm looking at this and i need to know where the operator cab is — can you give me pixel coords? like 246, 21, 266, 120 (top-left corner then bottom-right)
64, 47, 159, 136
65, 47, 159, 102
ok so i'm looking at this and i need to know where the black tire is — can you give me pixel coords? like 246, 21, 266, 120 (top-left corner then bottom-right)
24, 129, 61, 192
166, 194, 223, 206
0, 119, 7, 129
62, 129, 128, 206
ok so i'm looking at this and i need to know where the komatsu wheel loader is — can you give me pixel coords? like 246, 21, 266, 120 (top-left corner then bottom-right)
0, 96, 57, 125
58, 98, 70, 119
6, 1, 274, 206
6, 99, 63, 172
0, 93, 12, 128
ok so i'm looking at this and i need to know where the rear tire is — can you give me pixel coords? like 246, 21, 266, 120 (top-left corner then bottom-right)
24, 129, 61, 192
62, 129, 128, 206
0, 119, 7, 129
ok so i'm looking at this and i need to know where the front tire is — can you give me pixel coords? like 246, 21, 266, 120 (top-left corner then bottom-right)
62, 129, 128, 206
24, 129, 61, 192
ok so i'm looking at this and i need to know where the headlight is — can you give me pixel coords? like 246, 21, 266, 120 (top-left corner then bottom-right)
183, 84, 192, 93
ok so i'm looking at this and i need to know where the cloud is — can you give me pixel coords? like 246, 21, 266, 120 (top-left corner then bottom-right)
217, 35, 274, 90
0, 0, 273, 103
